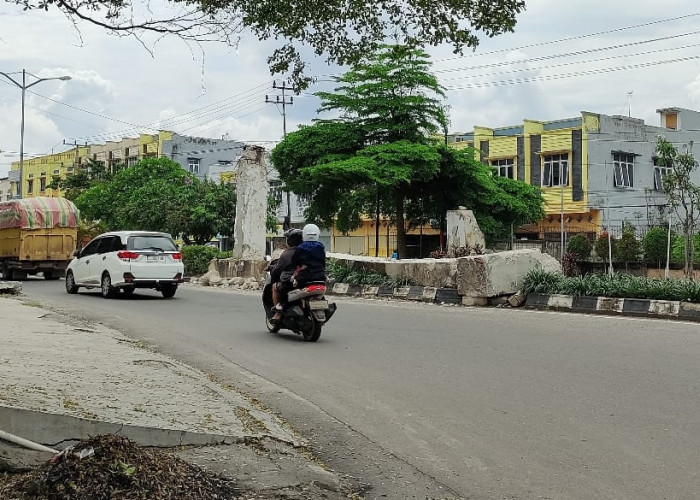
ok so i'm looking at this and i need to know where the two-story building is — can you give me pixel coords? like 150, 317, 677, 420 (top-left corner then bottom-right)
449, 106, 700, 242
9, 147, 90, 199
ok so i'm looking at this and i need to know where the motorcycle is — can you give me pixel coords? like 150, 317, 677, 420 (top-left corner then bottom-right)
262, 261, 337, 342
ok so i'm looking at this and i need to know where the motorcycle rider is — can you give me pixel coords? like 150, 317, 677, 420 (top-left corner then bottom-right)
270, 223, 326, 323
270, 229, 303, 323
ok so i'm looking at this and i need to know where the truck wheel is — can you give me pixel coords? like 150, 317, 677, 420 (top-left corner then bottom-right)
1, 263, 11, 280
65, 271, 79, 294
44, 271, 60, 280
101, 273, 116, 298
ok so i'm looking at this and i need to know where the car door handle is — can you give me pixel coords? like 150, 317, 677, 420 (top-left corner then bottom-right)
86, 260, 90, 264
102, 256, 106, 260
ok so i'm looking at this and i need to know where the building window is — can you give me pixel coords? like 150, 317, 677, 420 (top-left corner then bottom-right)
27, 180, 33, 194
613, 153, 634, 188
40, 177, 46, 192
296, 194, 310, 212
654, 160, 672, 191
188, 158, 200, 175
269, 180, 283, 206
542, 153, 569, 187
491, 158, 515, 179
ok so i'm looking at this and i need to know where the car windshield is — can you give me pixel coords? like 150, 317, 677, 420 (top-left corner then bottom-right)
127, 235, 177, 252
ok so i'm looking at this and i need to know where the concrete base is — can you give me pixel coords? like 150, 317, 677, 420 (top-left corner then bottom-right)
462, 296, 488, 307
212, 258, 268, 280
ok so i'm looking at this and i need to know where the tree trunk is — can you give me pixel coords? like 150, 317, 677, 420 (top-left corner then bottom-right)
395, 189, 407, 259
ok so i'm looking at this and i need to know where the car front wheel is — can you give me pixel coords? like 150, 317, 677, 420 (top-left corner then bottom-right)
65, 271, 79, 294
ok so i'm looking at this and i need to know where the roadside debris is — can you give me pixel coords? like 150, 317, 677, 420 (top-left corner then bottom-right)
0, 434, 238, 499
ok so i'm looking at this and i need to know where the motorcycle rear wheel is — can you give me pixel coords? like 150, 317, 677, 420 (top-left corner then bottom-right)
301, 316, 322, 342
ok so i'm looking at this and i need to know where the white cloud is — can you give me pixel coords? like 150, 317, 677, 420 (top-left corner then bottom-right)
2, 1, 700, 178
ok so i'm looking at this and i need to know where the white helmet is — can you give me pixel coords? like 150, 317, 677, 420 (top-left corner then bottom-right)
302, 223, 320, 241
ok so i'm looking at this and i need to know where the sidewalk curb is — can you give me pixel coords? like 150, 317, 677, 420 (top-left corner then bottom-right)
525, 293, 700, 322
328, 283, 462, 305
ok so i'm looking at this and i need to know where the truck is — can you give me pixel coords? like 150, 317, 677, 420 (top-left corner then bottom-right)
0, 197, 80, 280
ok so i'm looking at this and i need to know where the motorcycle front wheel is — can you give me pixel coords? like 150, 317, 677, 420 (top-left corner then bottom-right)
265, 315, 281, 333
301, 316, 322, 342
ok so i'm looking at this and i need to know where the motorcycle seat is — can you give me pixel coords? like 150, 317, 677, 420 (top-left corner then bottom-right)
288, 282, 326, 301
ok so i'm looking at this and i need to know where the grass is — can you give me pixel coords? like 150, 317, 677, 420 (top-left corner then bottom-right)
521, 269, 700, 303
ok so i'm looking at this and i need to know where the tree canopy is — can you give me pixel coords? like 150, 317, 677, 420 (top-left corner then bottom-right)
10, 0, 526, 88
74, 157, 237, 245
271, 44, 544, 255
655, 136, 700, 275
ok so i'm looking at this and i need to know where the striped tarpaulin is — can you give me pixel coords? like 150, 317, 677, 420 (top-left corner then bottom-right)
0, 197, 79, 230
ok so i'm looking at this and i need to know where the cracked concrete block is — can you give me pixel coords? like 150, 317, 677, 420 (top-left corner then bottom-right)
456, 249, 561, 298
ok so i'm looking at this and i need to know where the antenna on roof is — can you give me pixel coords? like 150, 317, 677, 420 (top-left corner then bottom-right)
627, 90, 634, 117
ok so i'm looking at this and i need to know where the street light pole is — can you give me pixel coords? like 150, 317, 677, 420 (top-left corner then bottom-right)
0, 69, 71, 198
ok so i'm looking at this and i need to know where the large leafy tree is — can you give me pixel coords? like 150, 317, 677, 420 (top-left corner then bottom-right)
655, 136, 700, 276
9, 0, 526, 88
74, 157, 237, 244
48, 159, 124, 201
271, 44, 544, 255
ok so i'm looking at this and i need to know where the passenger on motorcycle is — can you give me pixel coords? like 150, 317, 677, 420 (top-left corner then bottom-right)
270, 229, 303, 323
271, 224, 326, 324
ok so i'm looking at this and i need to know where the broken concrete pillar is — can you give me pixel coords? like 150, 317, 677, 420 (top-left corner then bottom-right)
446, 208, 485, 251
232, 145, 267, 260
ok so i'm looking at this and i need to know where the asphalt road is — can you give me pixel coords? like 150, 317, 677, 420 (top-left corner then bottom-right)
14, 279, 700, 500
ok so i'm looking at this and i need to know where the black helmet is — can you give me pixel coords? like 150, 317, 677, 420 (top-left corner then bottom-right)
284, 229, 303, 247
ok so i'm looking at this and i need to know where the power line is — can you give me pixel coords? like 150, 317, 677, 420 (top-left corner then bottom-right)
434, 12, 700, 64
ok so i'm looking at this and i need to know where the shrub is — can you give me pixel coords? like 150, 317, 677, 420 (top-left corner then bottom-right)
326, 259, 411, 287
181, 245, 232, 276
642, 227, 669, 266
594, 233, 617, 262
671, 234, 700, 265
617, 231, 641, 269
561, 252, 581, 277
520, 269, 700, 303
566, 235, 592, 261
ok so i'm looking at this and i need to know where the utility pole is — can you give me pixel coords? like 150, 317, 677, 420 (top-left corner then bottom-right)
266, 81, 295, 230
62, 139, 86, 170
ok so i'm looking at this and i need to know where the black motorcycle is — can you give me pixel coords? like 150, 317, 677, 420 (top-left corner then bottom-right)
262, 267, 337, 342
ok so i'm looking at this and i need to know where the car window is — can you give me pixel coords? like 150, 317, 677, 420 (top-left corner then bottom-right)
94, 237, 115, 255
127, 235, 177, 252
109, 236, 125, 252
80, 238, 101, 257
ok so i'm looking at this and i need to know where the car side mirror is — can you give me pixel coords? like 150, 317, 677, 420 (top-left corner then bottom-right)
73, 250, 80, 258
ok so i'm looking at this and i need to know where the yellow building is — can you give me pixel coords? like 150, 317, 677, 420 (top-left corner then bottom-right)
449, 114, 602, 241
10, 146, 90, 199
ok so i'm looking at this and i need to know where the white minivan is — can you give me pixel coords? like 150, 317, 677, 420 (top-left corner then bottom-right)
65, 231, 185, 299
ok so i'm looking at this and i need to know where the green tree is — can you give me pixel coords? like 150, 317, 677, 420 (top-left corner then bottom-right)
594, 233, 617, 266
617, 227, 640, 271
13, 0, 526, 89
48, 159, 123, 201
566, 234, 593, 261
74, 158, 238, 244
655, 136, 700, 276
642, 227, 669, 267
271, 44, 544, 254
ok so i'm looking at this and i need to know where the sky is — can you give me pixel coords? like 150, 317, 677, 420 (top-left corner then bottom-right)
2, 0, 700, 177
